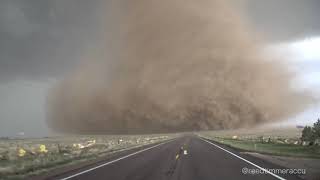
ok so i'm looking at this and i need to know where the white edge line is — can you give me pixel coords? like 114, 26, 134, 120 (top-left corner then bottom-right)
59, 139, 174, 180
199, 137, 286, 180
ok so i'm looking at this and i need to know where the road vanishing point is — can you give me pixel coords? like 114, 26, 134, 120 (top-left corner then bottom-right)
44, 136, 302, 180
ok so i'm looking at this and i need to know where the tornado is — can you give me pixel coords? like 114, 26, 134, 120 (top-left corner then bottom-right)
47, 0, 308, 134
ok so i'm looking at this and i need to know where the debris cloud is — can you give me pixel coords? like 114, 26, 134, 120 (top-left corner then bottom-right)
47, 0, 307, 134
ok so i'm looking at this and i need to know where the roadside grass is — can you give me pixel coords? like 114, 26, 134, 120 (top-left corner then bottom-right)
0, 134, 176, 180
205, 137, 320, 159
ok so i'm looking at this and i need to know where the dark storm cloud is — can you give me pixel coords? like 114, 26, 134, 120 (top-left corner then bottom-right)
0, 0, 105, 81
245, 0, 320, 41
0, 0, 319, 80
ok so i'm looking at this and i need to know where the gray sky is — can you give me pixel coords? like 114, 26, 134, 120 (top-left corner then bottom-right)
0, 0, 319, 137
0, 0, 319, 81
0, 0, 106, 81
245, 0, 320, 41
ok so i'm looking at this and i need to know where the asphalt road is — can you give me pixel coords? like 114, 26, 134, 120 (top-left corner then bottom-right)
50, 136, 302, 180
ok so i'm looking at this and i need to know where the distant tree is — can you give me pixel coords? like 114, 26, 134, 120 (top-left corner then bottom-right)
301, 119, 320, 145
301, 126, 314, 142
313, 119, 320, 138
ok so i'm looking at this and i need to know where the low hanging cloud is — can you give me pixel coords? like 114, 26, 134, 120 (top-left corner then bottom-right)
47, 0, 309, 134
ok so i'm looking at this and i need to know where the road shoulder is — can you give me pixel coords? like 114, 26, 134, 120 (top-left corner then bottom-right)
29, 139, 174, 180
241, 152, 320, 180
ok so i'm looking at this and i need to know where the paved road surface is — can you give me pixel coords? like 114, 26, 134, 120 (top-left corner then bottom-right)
50, 136, 302, 180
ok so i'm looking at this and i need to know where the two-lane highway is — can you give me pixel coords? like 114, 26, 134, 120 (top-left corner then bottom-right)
50, 136, 302, 180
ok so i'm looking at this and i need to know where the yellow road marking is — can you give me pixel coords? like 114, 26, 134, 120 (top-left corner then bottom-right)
175, 154, 180, 160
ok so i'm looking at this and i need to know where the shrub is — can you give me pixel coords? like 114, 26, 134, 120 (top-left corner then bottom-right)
301, 119, 320, 145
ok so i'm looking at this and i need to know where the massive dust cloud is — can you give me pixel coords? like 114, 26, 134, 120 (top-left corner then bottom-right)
47, 0, 307, 134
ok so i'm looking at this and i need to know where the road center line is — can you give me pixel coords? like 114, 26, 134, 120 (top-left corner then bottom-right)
59, 139, 175, 180
199, 137, 286, 180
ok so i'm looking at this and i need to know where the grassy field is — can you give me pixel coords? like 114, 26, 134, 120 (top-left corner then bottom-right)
2, 128, 319, 179
0, 134, 177, 180
198, 127, 320, 159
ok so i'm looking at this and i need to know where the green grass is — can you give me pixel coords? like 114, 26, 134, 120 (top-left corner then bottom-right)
209, 137, 320, 159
